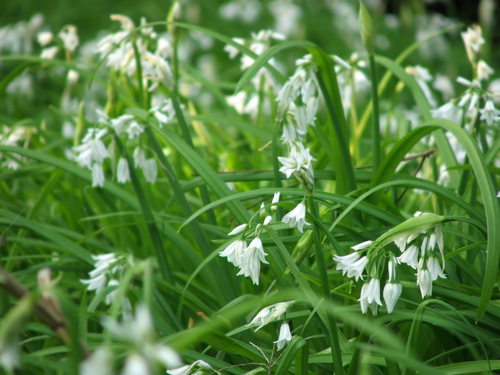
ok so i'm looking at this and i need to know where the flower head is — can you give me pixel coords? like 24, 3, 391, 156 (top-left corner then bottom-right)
282, 202, 310, 233
383, 283, 402, 314
117, 157, 130, 183
237, 237, 268, 285
479, 100, 500, 125
275, 322, 293, 351
219, 240, 247, 268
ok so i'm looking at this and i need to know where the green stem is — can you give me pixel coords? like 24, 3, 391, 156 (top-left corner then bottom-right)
368, 55, 381, 176
308, 195, 344, 375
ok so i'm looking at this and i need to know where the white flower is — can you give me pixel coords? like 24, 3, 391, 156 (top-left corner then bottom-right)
479, 100, 500, 125
334, 253, 368, 281
74, 128, 109, 168
477, 60, 494, 81
226, 91, 247, 114
219, 240, 247, 267
117, 158, 131, 183
224, 38, 244, 59
278, 142, 315, 191
80, 272, 107, 294
228, 223, 247, 236
80, 346, 113, 375
427, 256, 446, 281
167, 360, 216, 375
121, 354, 150, 375
301, 78, 317, 103
248, 301, 295, 330
271, 192, 280, 210
281, 123, 296, 143
333, 251, 360, 270
144, 52, 174, 91
359, 278, 382, 307
143, 158, 158, 183
110, 14, 135, 32
0, 338, 19, 372
263, 215, 272, 226
397, 244, 419, 269
237, 237, 268, 285
282, 202, 310, 233
359, 283, 379, 315
37, 31, 53, 46
416, 266, 432, 298
383, 283, 402, 314
133, 147, 146, 169
461, 25, 484, 53
92, 162, 105, 188
431, 102, 463, 125
67, 69, 79, 84
41, 46, 58, 59
352, 240, 372, 251
274, 323, 293, 351
58, 25, 79, 52
126, 121, 144, 140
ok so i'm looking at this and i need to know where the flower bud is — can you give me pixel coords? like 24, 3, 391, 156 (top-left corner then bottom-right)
358, 1, 374, 55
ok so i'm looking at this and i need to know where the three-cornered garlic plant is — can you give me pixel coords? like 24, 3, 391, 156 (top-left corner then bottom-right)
219, 194, 280, 285
333, 212, 446, 315
101, 304, 182, 374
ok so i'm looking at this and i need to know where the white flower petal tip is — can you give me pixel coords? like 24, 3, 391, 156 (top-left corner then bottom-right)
351, 240, 372, 251
228, 223, 247, 236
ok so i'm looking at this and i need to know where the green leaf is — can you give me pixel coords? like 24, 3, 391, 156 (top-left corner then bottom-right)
275, 336, 308, 375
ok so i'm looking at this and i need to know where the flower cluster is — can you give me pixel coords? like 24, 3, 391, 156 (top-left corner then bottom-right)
37, 24, 79, 59
278, 142, 315, 193
248, 301, 295, 351
224, 30, 284, 116
91, 305, 182, 374
333, 212, 446, 315
219, 193, 280, 285
80, 253, 132, 311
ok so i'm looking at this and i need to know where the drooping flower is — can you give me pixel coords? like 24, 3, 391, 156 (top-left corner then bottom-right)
477, 60, 494, 81
37, 31, 53, 46
103, 305, 182, 373
271, 192, 280, 210
219, 240, 247, 268
237, 237, 268, 285
383, 282, 402, 314
416, 261, 433, 298
431, 102, 463, 125
479, 100, 500, 125
133, 147, 146, 169
248, 301, 295, 330
92, 162, 105, 188
41, 46, 58, 59
167, 360, 218, 375
80, 346, 113, 375
117, 157, 131, 183
275, 322, 293, 351
359, 278, 383, 307
143, 158, 158, 183
282, 202, 310, 233
74, 128, 109, 169
397, 244, 419, 269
